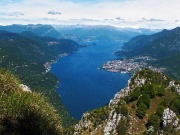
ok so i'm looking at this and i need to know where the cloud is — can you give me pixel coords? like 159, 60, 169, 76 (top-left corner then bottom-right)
0, 0, 180, 29
141, 18, 164, 22
47, 10, 61, 15
0, 11, 24, 17
116, 17, 125, 21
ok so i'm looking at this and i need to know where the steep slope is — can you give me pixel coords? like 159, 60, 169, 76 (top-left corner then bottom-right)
0, 68, 63, 134
0, 24, 62, 38
0, 30, 79, 127
73, 69, 180, 135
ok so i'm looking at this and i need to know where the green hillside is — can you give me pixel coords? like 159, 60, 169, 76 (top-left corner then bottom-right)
116, 27, 180, 79
0, 30, 79, 127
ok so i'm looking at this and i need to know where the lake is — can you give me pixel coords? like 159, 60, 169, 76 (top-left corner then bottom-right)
50, 40, 130, 119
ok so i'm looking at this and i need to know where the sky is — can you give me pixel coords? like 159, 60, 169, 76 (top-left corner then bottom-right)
0, 0, 180, 29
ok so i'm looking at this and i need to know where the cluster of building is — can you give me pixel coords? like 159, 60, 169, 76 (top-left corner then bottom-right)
101, 56, 165, 74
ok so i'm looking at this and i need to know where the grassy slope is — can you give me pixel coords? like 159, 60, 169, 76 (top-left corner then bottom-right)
0, 68, 63, 135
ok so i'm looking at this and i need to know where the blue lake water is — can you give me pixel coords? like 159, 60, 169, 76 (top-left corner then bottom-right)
50, 41, 130, 119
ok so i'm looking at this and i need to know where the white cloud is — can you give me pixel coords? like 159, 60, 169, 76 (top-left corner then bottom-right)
0, 0, 180, 28
47, 11, 61, 15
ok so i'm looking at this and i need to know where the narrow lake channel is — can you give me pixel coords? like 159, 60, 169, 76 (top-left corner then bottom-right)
50, 40, 130, 119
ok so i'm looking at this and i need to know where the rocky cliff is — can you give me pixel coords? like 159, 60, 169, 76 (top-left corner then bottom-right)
73, 69, 180, 135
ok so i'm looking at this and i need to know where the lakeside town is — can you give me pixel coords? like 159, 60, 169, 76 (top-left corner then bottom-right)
101, 56, 165, 74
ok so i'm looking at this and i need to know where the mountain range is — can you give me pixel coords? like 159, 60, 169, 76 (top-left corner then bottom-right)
53, 25, 159, 44
116, 27, 180, 79
0, 24, 62, 39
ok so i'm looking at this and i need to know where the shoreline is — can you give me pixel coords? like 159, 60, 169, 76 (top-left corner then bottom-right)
101, 56, 165, 74
44, 53, 71, 73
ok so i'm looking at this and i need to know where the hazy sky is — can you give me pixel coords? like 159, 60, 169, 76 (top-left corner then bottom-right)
0, 0, 180, 28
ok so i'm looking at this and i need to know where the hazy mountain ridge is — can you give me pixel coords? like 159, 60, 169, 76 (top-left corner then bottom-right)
53, 25, 159, 44
0, 24, 62, 39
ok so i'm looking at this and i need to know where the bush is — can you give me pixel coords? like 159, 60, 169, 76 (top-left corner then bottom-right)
137, 94, 151, 108
156, 85, 165, 96
0, 69, 63, 134
0, 92, 63, 135
160, 98, 169, 107
170, 96, 180, 115
120, 106, 128, 116
140, 84, 156, 98
156, 105, 164, 117
116, 118, 128, 135
136, 103, 147, 119
129, 87, 140, 102
147, 114, 161, 130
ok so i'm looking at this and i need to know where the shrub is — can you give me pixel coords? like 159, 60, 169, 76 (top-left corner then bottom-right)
160, 98, 169, 107
129, 87, 140, 102
156, 85, 165, 96
170, 96, 180, 115
147, 114, 161, 130
156, 105, 164, 117
116, 118, 128, 135
136, 103, 147, 119
140, 84, 156, 98
120, 106, 128, 116
137, 94, 150, 108
0, 69, 63, 134
0, 92, 63, 135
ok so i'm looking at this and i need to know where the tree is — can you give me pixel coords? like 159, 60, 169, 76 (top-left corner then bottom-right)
141, 84, 156, 98
136, 103, 147, 119
148, 114, 161, 130
137, 94, 150, 108
156, 105, 164, 117
156, 85, 165, 96
129, 87, 140, 102
116, 118, 128, 135
120, 106, 128, 116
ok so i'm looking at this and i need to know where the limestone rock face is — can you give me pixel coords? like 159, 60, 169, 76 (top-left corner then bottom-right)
162, 108, 180, 131
168, 81, 180, 94
74, 72, 147, 135
103, 74, 146, 135
74, 112, 91, 135
19, 84, 31, 92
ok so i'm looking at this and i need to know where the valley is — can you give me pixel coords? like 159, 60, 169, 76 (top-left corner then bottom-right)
0, 24, 180, 135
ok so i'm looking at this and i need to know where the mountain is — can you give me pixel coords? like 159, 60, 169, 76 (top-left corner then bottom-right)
71, 69, 180, 135
53, 25, 159, 44
116, 27, 180, 79
0, 24, 62, 39
0, 30, 79, 127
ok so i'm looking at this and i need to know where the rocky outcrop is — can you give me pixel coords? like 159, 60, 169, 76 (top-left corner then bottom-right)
73, 70, 180, 135
74, 112, 91, 135
162, 108, 180, 131
168, 81, 180, 94
103, 73, 146, 135
20, 84, 31, 92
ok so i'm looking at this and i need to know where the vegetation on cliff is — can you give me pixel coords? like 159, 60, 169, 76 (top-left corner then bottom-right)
0, 68, 63, 135
74, 69, 180, 135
